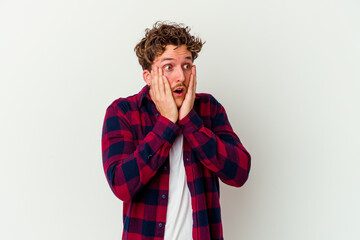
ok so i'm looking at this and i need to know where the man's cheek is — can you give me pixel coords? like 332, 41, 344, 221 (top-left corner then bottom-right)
164, 74, 173, 84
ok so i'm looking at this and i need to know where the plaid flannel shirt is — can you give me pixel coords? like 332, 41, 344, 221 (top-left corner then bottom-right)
101, 85, 251, 240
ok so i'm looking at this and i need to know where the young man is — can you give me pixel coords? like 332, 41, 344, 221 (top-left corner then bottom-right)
101, 22, 251, 240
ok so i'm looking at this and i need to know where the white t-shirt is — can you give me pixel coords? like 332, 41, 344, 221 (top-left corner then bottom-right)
164, 134, 193, 240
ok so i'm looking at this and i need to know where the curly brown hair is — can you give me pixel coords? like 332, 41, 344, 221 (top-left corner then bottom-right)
134, 21, 204, 71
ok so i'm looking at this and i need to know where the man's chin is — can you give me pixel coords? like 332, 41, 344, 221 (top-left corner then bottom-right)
176, 101, 184, 109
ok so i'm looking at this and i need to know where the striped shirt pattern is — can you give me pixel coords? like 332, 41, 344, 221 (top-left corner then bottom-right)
101, 85, 251, 240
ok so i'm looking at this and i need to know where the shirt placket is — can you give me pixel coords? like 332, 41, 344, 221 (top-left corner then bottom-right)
183, 137, 199, 240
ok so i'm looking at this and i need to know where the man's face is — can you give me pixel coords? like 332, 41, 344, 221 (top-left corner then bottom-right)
144, 44, 193, 108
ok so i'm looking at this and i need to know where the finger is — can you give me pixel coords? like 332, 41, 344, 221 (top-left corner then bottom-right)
188, 65, 195, 95
158, 67, 165, 96
151, 67, 159, 98
193, 65, 197, 93
149, 88, 160, 109
163, 74, 172, 95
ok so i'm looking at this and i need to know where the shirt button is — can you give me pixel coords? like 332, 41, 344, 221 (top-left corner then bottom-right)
186, 158, 189, 161
163, 166, 168, 171
158, 223, 163, 228
155, 113, 159, 117
162, 194, 167, 199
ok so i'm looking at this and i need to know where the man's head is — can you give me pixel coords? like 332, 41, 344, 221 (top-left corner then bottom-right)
135, 21, 204, 72
134, 21, 204, 108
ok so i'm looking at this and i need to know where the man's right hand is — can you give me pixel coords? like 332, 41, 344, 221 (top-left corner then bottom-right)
149, 67, 178, 123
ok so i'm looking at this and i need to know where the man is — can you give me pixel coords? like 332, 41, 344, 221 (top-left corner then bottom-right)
101, 22, 251, 240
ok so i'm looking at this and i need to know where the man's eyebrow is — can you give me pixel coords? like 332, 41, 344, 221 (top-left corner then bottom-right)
160, 56, 193, 62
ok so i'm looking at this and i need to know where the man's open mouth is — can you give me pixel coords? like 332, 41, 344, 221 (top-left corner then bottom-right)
173, 87, 185, 96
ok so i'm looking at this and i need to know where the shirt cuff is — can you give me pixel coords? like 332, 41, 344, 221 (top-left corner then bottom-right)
152, 115, 181, 144
177, 109, 203, 135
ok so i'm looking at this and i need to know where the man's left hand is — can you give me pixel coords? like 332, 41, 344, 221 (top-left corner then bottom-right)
179, 65, 197, 121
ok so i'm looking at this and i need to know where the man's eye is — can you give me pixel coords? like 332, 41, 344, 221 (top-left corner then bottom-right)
164, 65, 172, 71
183, 64, 191, 69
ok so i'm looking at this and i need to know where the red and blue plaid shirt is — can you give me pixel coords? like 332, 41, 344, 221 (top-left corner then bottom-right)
101, 85, 251, 240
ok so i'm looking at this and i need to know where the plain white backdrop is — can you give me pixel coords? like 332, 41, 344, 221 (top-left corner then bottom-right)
1, 0, 359, 239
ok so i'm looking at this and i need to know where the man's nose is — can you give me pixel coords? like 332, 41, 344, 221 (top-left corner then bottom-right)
175, 68, 185, 82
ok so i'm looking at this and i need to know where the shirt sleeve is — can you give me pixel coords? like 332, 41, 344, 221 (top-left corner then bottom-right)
101, 102, 181, 202
177, 95, 251, 187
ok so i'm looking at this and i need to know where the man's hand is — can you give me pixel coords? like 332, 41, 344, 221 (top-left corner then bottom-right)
149, 67, 178, 123
179, 65, 196, 121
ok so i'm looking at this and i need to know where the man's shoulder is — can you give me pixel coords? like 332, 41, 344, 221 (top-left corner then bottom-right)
106, 91, 141, 114
195, 92, 222, 108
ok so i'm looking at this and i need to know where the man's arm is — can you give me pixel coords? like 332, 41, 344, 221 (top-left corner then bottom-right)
101, 102, 180, 202
178, 96, 251, 187
177, 65, 251, 187
102, 67, 180, 202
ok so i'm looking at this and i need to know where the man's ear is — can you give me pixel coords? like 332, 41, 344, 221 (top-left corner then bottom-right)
143, 69, 151, 86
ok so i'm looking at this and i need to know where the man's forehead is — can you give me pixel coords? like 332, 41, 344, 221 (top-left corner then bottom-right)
157, 45, 192, 61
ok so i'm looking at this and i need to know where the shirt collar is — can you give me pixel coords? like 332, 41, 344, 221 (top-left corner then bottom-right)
138, 85, 151, 109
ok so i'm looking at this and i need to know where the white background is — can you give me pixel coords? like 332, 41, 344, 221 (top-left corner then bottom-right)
1, 0, 359, 239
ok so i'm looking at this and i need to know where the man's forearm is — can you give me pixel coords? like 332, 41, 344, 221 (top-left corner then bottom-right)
178, 102, 251, 187
102, 105, 180, 201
